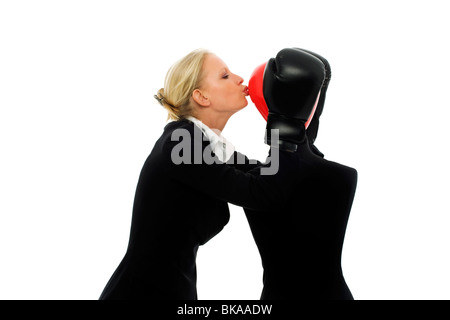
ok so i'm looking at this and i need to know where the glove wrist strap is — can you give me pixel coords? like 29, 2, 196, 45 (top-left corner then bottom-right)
264, 113, 306, 152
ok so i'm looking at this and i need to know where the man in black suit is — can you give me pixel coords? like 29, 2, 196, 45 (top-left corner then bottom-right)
245, 48, 358, 300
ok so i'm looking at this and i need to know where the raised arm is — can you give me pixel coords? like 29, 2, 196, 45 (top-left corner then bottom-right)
162, 123, 299, 211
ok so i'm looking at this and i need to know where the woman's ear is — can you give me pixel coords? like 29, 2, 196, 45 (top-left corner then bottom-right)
192, 89, 210, 107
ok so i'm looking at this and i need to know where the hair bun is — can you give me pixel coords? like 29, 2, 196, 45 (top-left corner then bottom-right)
155, 89, 176, 111
154, 88, 166, 106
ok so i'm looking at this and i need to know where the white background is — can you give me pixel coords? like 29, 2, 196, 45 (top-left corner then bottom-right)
1, 0, 449, 300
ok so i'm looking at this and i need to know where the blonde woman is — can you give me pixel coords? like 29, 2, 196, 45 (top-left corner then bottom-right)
99, 49, 297, 300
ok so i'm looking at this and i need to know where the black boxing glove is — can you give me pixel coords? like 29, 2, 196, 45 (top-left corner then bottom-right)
295, 49, 331, 149
292, 48, 331, 158
263, 48, 326, 152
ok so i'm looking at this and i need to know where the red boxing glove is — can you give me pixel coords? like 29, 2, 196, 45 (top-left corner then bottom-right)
248, 62, 269, 121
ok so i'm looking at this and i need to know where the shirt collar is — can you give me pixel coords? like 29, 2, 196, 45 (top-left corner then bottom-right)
186, 116, 235, 162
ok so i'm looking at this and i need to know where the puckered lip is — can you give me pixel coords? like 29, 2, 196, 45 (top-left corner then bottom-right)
243, 85, 249, 96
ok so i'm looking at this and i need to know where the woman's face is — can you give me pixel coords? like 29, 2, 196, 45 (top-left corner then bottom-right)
198, 54, 249, 114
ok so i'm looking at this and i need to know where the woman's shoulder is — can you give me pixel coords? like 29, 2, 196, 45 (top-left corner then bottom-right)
160, 119, 197, 142
158, 119, 204, 155
163, 118, 193, 132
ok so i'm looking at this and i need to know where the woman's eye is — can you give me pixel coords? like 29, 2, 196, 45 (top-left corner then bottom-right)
222, 74, 229, 79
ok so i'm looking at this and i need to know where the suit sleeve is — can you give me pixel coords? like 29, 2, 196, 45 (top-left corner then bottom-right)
162, 124, 298, 211
226, 151, 263, 173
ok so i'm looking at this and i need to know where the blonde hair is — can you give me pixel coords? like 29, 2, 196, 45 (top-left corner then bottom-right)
154, 48, 211, 121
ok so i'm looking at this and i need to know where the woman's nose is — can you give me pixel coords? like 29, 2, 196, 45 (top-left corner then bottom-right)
236, 74, 244, 85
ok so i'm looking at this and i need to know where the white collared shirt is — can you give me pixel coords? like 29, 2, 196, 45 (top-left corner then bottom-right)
186, 116, 235, 163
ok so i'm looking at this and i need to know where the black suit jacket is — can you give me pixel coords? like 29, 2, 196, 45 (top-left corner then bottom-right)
245, 139, 358, 300
99, 119, 301, 300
